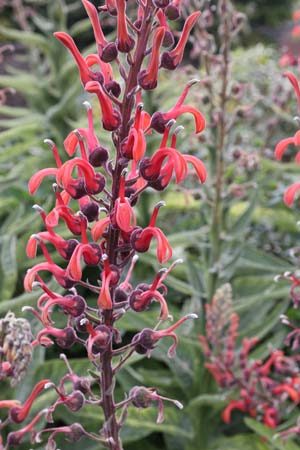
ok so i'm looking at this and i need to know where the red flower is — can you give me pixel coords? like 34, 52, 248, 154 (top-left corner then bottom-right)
113, 174, 136, 232
85, 80, 121, 131
121, 103, 147, 161
161, 12, 201, 70
131, 202, 172, 263
57, 157, 105, 198
115, 0, 135, 52
10, 380, 50, 423
150, 80, 206, 134
54, 32, 94, 85
138, 27, 165, 90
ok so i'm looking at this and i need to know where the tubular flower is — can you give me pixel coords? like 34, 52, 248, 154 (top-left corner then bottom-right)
6, 410, 47, 448
24, 262, 74, 292
10, 379, 50, 423
57, 157, 105, 198
133, 315, 197, 353
82, 0, 118, 63
161, 12, 201, 70
131, 203, 172, 263
46, 187, 83, 235
115, 0, 135, 52
140, 147, 188, 185
138, 27, 165, 90
36, 326, 77, 348
86, 322, 112, 359
150, 80, 206, 134
121, 103, 147, 161
85, 80, 121, 131
26, 232, 78, 261
54, 32, 94, 85
66, 216, 102, 281
97, 256, 114, 309
113, 174, 136, 232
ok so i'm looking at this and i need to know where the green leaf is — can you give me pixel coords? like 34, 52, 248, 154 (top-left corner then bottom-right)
188, 394, 227, 408
230, 191, 257, 236
0, 26, 49, 51
0, 234, 17, 299
245, 418, 300, 450
209, 433, 270, 450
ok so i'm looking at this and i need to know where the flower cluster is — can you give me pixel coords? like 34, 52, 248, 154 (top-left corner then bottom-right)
199, 284, 300, 429
0, 1, 206, 449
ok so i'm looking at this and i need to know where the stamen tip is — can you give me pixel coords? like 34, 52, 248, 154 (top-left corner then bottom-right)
83, 100, 92, 110
187, 313, 198, 320
174, 400, 184, 409
43, 138, 55, 147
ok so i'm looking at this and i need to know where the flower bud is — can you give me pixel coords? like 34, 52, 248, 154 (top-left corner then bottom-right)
101, 42, 118, 62
56, 327, 77, 348
65, 390, 85, 412
88, 146, 109, 167
63, 239, 80, 260
90, 325, 112, 355
114, 287, 128, 303
80, 201, 99, 222
62, 295, 87, 317
165, 4, 180, 20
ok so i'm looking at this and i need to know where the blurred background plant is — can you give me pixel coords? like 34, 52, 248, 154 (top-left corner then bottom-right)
2, 0, 300, 449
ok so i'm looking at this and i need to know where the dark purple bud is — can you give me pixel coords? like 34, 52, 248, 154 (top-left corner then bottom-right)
68, 423, 86, 442
161, 51, 177, 70
73, 377, 90, 394
139, 158, 160, 182
148, 177, 168, 191
114, 287, 128, 303
83, 243, 102, 265
165, 4, 180, 20
88, 146, 109, 167
91, 325, 112, 355
67, 178, 87, 199
80, 201, 99, 222
138, 70, 158, 91
153, 0, 170, 8
117, 35, 135, 53
65, 390, 85, 412
63, 295, 86, 317
63, 239, 80, 260
132, 328, 156, 354
129, 386, 152, 408
105, 80, 121, 98
129, 288, 148, 313
60, 276, 76, 290
56, 327, 77, 348
150, 112, 167, 133
101, 42, 118, 62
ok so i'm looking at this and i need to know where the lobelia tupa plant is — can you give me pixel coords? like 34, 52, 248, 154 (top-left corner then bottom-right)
0, 0, 207, 449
